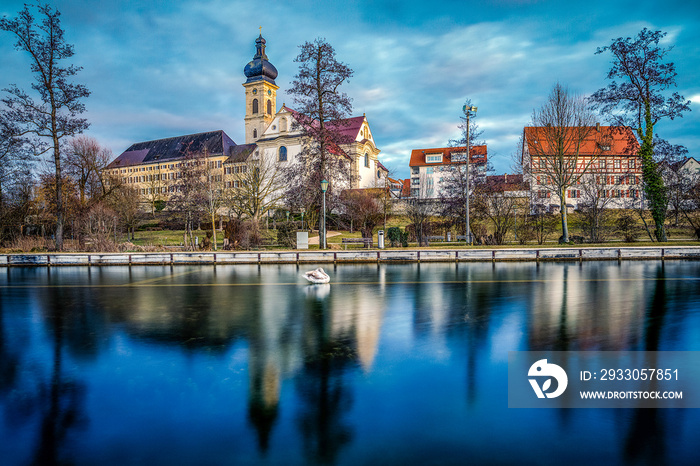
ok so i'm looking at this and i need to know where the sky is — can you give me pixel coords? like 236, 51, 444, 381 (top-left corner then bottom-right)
1, 0, 699, 179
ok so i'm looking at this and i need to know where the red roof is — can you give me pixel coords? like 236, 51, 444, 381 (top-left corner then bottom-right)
523, 125, 638, 157
281, 106, 363, 160
409, 145, 487, 167
484, 174, 529, 192
402, 179, 411, 197
326, 116, 366, 140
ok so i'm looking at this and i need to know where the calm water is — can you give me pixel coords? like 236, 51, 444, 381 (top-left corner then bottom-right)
1, 261, 700, 465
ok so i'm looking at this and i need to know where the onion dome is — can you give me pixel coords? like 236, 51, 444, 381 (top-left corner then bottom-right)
243, 35, 278, 84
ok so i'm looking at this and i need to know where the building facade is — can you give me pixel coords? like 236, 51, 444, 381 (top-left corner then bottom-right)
407, 145, 488, 199
522, 125, 642, 210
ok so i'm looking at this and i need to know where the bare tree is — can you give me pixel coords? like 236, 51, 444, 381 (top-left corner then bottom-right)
656, 138, 690, 227
525, 83, 600, 243
530, 207, 559, 245
472, 179, 518, 245
225, 151, 284, 224
576, 171, 616, 242
65, 136, 113, 206
341, 190, 383, 239
682, 179, 700, 240
405, 198, 433, 247
591, 28, 692, 242
1, 3, 90, 250
0, 113, 32, 221
199, 152, 225, 250
439, 98, 488, 235
171, 151, 206, 249
285, 38, 354, 248
106, 184, 141, 241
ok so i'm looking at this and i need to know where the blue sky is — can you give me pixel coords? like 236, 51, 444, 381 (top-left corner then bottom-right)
1, 0, 698, 179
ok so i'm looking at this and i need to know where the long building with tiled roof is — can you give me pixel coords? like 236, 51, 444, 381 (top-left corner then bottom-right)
522, 125, 642, 210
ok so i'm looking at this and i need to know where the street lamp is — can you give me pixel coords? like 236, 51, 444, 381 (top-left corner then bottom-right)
463, 104, 477, 245
320, 179, 329, 249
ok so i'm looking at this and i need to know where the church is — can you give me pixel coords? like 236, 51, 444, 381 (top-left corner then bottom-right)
105, 34, 387, 206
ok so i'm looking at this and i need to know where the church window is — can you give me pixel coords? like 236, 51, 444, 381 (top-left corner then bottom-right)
252, 99, 259, 114
279, 146, 287, 162
267, 99, 272, 114
364, 153, 369, 167
253, 129, 258, 139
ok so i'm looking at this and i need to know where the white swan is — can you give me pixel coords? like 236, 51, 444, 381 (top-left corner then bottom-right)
303, 267, 330, 284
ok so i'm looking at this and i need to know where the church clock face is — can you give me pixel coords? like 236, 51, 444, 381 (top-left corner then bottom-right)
252, 89, 257, 95
268, 90, 272, 95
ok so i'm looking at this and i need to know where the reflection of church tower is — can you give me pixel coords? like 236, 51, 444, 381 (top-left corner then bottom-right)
243, 34, 279, 144
248, 360, 280, 453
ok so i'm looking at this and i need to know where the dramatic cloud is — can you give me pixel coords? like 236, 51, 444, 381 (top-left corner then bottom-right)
1, 0, 697, 179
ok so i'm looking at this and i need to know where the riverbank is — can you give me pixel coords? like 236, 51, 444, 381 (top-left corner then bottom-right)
2, 246, 700, 266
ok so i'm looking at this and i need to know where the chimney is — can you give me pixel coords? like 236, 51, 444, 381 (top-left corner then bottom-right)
596, 122, 601, 132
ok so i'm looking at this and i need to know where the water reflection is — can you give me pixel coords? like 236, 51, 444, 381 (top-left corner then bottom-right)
1, 262, 699, 465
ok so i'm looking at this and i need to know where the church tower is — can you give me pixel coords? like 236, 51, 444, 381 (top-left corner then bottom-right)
243, 34, 279, 144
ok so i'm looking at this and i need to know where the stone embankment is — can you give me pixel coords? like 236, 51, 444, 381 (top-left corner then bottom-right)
2, 246, 700, 266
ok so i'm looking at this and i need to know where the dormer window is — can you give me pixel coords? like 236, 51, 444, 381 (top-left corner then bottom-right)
426, 154, 442, 163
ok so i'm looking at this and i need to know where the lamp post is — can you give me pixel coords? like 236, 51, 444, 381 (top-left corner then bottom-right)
300, 208, 305, 231
463, 104, 477, 245
321, 179, 329, 249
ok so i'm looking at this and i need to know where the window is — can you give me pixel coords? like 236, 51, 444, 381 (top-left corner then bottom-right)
629, 159, 636, 170
364, 153, 369, 167
280, 118, 287, 132
411, 177, 420, 185
279, 146, 287, 162
614, 159, 621, 169
600, 159, 607, 170
252, 99, 259, 114
426, 154, 442, 163
253, 129, 257, 139
411, 167, 419, 175
377, 170, 382, 179
267, 99, 272, 114
427, 167, 434, 174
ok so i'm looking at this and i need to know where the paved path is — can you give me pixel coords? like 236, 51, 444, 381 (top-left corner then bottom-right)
308, 231, 341, 245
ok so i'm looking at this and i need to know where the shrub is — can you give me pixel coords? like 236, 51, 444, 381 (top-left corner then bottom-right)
616, 213, 640, 243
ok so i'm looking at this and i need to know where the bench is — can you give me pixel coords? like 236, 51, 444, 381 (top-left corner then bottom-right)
341, 237, 373, 249
427, 235, 446, 243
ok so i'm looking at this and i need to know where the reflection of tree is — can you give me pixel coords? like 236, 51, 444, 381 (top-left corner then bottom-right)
295, 294, 357, 464
622, 265, 670, 464
555, 266, 571, 351
31, 284, 88, 465
0, 300, 20, 395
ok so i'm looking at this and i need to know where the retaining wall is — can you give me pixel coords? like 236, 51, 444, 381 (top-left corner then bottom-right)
2, 246, 700, 266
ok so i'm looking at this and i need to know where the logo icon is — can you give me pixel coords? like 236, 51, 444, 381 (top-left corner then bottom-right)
528, 359, 568, 398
